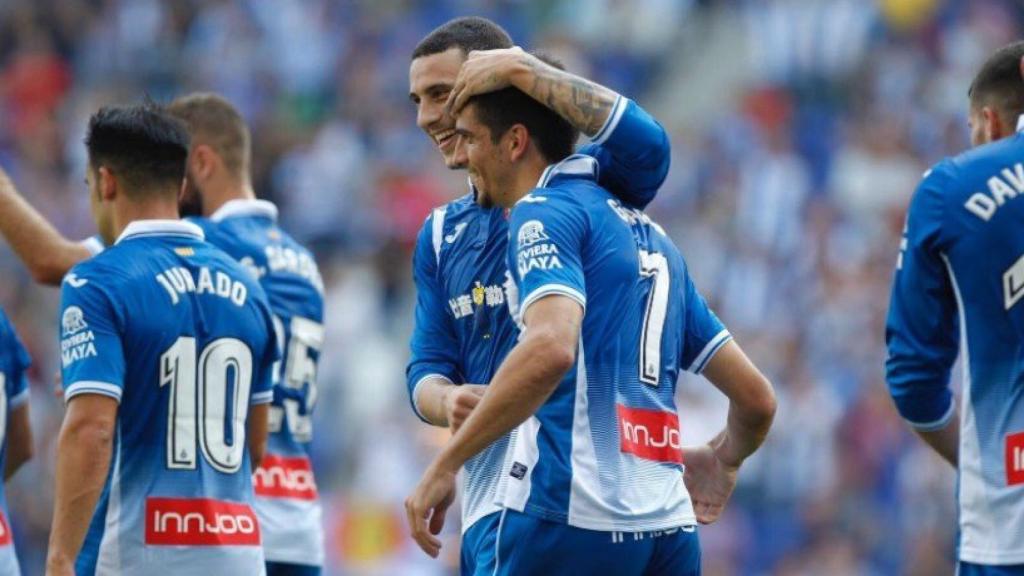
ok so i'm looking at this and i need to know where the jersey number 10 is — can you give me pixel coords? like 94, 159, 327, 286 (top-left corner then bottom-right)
161, 337, 254, 474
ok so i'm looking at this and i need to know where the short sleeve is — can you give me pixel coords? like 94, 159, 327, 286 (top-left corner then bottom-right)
250, 291, 279, 406
508, 191, 587, 320
885, 163, 958, 430
680, 271, 731, 374
406, 212, 462, 422
59, 274, 125, 403
578, 96, 670, 210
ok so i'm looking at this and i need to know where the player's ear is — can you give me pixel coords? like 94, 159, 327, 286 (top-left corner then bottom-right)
191, 144, 217, 182
982, 106, 1006, 142
98, 166, 117, 201
506, 124, 529, 162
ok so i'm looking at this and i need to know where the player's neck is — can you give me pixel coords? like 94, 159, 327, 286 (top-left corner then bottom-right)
502, 159, 548, 208
201, 179, 257, 217
112, 197, 181, 239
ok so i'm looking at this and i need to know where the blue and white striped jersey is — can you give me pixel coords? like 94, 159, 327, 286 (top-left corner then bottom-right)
406, 96, 673, 531
191, 200, 326, 567
886, 122, 1024, 565
499, 155, 729, 531
60, 220, 278, 575
0, 308, 29, 575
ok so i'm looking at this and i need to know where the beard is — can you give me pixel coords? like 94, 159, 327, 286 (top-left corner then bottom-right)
178, 177, 204, 217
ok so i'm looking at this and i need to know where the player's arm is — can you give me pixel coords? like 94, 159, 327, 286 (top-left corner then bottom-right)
885, 165, 960, 466
407, 295, 581, 557
47, 394, 117, 575
406, 213, 479, 429
247, 403, 269, 469
701, 341, 776, 468
4, 402, 32, 481
0, 168, 92, 285
446, 48, 668, 208
48, 273, 125, 575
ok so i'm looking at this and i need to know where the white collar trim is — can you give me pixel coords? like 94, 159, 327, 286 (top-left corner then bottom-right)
210, 198, 279, 222
536, 154, 599, 189
1017, 114, 1024, 132
116, 219, 205, 245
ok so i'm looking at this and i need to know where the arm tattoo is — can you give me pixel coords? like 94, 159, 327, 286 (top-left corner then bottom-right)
525, 57, 616, 137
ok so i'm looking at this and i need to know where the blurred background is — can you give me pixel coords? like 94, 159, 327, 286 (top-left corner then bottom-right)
0, 0, 1011, 574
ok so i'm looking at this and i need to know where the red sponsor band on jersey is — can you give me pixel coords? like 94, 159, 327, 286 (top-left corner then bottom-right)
253, 454, 318, 500
617, 404, 683, 464
145, 497, 260, 546
1006, 431, 1024, 486
0, 511, 11, 546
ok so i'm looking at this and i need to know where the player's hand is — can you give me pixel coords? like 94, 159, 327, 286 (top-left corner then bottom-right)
444, 384, 486, 434
446, 46, 530, 115
681, 443, 739, 525
405, 463, 457, 558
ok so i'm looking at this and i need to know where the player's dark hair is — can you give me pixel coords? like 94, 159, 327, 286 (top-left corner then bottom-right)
467, 52, 578, 165
85, 102, 190, 196
167, 93, 251, 178
968, 41, 1024, 124
411, 16, 513, 60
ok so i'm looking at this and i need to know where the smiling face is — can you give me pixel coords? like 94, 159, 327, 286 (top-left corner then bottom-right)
454, 103, 516, 208
409, 47, 469, 169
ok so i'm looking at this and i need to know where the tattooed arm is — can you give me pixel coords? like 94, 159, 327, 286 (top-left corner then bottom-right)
446, 47, 617, 138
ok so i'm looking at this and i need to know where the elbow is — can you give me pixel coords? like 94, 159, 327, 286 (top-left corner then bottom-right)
741, 374, 777, 431
31, 261, 66, 286
530, 330, 577, 381
63, 417, 114, 452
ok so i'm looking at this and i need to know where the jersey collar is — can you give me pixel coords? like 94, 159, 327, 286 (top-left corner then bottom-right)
210, 198, 279, 222
1017, 114, 1024, 133
536, 154, 599, 188
116, 219, 205, 244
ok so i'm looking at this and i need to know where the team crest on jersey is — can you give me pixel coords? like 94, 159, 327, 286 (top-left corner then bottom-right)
517, 220, 550, 249
62, 306, 88, 336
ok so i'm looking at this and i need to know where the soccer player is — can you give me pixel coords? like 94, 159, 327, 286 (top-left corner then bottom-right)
0, 93, 326, 575
0, 308, 33, 576
406, 82, 777, 574
406, 17, 672, 572
45, 104, 278, 575
886, 42, 1024, 575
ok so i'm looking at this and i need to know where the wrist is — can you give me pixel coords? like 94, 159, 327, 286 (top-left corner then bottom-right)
712, 437, 743, 470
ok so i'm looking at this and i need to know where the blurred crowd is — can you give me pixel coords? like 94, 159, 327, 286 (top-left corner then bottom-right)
0, 0, 1016, 574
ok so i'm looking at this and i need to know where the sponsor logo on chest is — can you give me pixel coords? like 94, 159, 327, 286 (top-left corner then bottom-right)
449, 281, 508, 320
617, 404, 683, 464
1007, 431, 1024, 486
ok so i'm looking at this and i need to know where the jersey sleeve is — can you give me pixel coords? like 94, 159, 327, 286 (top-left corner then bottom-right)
508, 191, 588, 320
885, 163, 958, 431
79, 235, 106, 256
578, 96, 670, 210
680, 269, 731, 374
406, 212, 462, 422
250, 288, 279, 406
59, 272, 126, 403
1, 315, 31, 409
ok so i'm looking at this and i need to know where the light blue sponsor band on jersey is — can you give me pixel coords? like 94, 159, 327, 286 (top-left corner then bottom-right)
588, 94, 627, 146
8, 388, 28, 409
411, 373, 455, 422
519, 284, 587, 320
687, 329, 731, 374
64, 380, 122, 403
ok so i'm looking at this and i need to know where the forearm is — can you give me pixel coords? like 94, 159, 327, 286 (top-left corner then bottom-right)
434, 335, 571, 471
0, 172, 91, 285
714, 403, 774, 468
913, 414, 959, 467
413, 376, 457, 427
48, 424, 112, 566
510, 55, 618, 138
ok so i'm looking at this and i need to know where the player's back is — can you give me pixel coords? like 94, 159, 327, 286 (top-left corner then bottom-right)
502, 157, 730, 532
191, 199, 326, 566
60, 220, 276, 575
888, 132, 1024, 564
0, 308, 29, 576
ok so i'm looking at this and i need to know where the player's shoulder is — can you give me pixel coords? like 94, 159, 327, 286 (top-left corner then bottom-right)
416, 191, 478, 246
940, 133, 1024, 192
